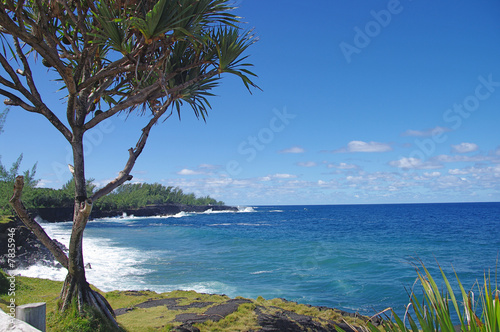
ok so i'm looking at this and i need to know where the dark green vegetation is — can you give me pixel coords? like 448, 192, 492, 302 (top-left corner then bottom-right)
0, 155, 39, 217
0, 179, 224, 217
96, 183, 224, 211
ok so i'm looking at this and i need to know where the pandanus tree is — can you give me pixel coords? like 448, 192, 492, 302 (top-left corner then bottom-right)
0, 0, 257, 326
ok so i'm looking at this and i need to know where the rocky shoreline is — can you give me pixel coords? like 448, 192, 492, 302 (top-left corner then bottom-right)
0, 218, 66, 270
35, 203, 239, 223
111, 292, 380, 331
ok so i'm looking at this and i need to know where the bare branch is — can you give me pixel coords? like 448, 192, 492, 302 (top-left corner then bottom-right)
13, 37, 43, 102
83, 83, 160, 131
91, 103, 173, 201
0, 88, 36, 111
0, 52, 34, 103
9, 176, 69, 269
0, 74, 18, 90
77, 55, 140, 92
0, 5, 77, 95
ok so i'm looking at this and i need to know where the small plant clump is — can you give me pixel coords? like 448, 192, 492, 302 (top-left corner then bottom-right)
47, 300, 123, 332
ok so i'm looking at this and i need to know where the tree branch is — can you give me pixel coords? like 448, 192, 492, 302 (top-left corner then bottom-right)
0, 74, 18, 90
77, 54, 142, 92
0, 88, 36, 112
0, 52, 36, 105
0, 27, 73, 142
83, 83, 160, 131
9, 176, 69, 270
13, 36, 43, 102
0, 6, 77, 95
91, 102, 173, 201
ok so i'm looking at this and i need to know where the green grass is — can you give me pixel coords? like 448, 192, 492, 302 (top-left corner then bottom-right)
10, 263, 495, 332
197, 302, 260, 331
0, 215, 14, 224
47, 300, 123, 332
0, 274, 370, 331
0, 273, 63, 314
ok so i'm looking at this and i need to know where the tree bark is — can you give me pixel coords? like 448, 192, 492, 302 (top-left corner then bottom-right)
58, 136, 120, 327
9, 176, 69, 269
9, 176, 119, 329
59, 198, 118, 327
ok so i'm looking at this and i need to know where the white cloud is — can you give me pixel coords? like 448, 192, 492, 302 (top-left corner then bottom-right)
327, 162, 359, 170
36, 179, 56, 188
423, 172, 441, 177
279, 146, 305, 154
347, 140, 392, 153
199, 164, 221, 170
451, 143, 479, 154
389, 157, 442, 169
346, 175, 363, 183
273, 173, 297, 179
402, 126, 451, 137
433, 154, 492, 163
297, 161, 317, 167
177, 169, 202, 175
448, 169, 468, 175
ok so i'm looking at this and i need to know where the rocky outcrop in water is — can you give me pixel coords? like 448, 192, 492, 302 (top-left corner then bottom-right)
0, 218, 67, 270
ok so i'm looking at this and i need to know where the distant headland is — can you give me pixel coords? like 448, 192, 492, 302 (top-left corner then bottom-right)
34, 203, 239, 223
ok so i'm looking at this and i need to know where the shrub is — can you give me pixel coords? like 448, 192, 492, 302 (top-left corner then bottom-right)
365, 260, 500, 332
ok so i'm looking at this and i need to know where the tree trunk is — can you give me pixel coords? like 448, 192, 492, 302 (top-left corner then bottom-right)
9, 176, 119, 328
58, 199, 118, 327
55, 136, 119, 327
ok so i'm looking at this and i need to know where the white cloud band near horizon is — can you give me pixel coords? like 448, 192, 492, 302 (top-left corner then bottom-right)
346, 140, 392, 153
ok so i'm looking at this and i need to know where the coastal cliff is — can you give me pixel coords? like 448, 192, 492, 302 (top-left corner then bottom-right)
34, 203, 239, 223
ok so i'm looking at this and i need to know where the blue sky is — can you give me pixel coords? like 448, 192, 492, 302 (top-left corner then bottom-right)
1, 0, 500, 206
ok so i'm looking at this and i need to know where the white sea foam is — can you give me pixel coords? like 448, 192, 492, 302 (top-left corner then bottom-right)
153, 281, 237, 296
10, 263, 68, 281
12, 222, 154, 292
172, 211, 191, 218
201, 208, 241, 214
237, 206, 256, 213
250, 270, 274, 275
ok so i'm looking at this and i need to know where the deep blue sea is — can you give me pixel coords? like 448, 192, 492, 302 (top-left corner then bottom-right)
18, 202, 500, 316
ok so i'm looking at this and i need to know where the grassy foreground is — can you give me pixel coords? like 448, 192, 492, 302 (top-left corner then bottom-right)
2, 262, 499, 332
0, 272, 368, 331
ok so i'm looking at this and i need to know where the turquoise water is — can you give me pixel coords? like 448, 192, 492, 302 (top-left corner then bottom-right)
34, 202, 499, 316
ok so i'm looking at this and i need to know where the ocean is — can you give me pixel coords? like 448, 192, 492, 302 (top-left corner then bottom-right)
13, 202, 500, 317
